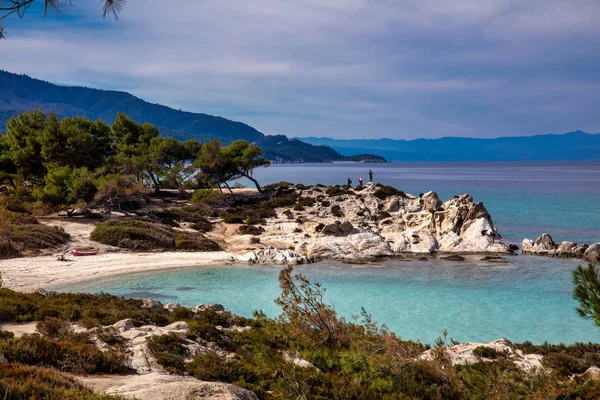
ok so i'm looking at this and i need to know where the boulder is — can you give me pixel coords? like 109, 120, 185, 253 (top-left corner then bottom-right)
535, 233, 556, 250
421, 191, 442, 212
585, 243, 600, 262
142, 299, 163, 310
558, 241, 588, 258
340, 221, 354, 233
193, 304, 225, 313
321, 223, 342, 235
163, 303, 182, 312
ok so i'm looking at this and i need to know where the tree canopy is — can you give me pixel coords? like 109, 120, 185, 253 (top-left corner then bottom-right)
0, 109, 269, 211
573, 263, 600, 327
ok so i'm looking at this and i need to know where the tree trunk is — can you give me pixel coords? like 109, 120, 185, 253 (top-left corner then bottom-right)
243, 173, 264, 194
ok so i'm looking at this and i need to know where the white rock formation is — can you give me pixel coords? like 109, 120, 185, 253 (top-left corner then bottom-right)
257, 185, 509, 260
235, 246, 310, 265
419, 339, 545, 374
585, 243, 600, 262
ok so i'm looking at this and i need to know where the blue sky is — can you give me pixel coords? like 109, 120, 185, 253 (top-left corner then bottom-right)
1, 0, 599, 139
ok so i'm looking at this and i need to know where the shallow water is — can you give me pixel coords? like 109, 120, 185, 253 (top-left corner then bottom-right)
54, 256, 600, 345
55, 162, 600, 345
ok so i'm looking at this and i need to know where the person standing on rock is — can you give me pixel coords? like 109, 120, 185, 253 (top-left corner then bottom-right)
369, 169, 374, 182
347, 177, 352, 187
359, 176, 363, 186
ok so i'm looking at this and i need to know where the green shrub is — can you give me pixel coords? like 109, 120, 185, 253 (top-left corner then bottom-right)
0, 333, 129, 374
147, 334, 187, 374
373, 185, 405, 200
297, 197, 316, 207
331, 204, 343, 218
326, 185, 354, 197
0, 363, 127, 400
90, 218, 220, 251
153, 205, 212, 223
190, 189, 225, 204
8, 224, 70, 253
238, 225, 265, 235
190, 217, 213, 232
472, 346, 504, 359
293, 204, 305, 211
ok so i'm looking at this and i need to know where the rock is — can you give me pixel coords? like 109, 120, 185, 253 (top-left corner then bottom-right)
321, 222, 342, 235
524, 234, 593, 259
585, 243, 600, 262
535, 233, 556, 250
24, 288, 50, 297
142, 299, 163, 310
558, 241, 588, 258
298, 232, 393, 260
418, 339, 545, 374
583, 366, 600, 379
421, 191, 442, 212
340, 221, 354, 233
112, 319, 135, 332
440, 255, 465, 261
106, 379, 259, 400
163, 303, 182, 312
193, 304, 225, 313
235, 246, 309, 265
509, 244, 519, 251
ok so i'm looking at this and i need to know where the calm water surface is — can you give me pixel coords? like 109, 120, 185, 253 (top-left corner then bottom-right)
56, 162, 600, 345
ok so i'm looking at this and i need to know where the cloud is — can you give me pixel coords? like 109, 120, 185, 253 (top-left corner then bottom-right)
1, 0, 599, 139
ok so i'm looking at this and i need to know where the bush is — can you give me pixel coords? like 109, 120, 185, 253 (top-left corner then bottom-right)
147, 333, 187, 374
331, 204, 343, 218
7, 224, 70, 253
297, 197, 316, 207
373, 185, 405, 200
0, 333, 130, 374
153, 205, 212, 223
238, 225, 265, 235
0, 363, 127, 400
191, 189, 225, 204
472, 346, 505, 359
36, 317, 72, 340
90, 218, 220, 251
326, 185, 354, 197
190, 217, 213, 232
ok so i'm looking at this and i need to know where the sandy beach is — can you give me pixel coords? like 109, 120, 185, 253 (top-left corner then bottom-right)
0, 250, 236, 292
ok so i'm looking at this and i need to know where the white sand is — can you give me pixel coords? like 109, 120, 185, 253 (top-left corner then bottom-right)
0, 251, 236, 292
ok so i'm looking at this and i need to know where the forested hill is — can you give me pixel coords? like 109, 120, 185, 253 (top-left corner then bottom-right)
0, 70, 385, 164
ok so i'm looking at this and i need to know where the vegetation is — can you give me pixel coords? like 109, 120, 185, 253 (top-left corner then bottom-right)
1, 268, 600, 399
90, 218, 220, 251
0, 110, 269, 213
373, 184, 406, 200
573, 263, 600, 327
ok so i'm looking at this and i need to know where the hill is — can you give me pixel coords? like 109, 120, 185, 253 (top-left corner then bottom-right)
0, 70, 385, 164
301, 131, 600, 161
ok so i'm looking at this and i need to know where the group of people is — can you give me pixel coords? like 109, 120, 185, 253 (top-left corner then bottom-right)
347, 169, 374, 187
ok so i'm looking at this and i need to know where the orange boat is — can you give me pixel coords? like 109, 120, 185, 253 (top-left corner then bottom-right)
72, 248, 99, 256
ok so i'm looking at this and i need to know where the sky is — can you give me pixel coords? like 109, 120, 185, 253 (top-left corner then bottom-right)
1, 0, 599, 139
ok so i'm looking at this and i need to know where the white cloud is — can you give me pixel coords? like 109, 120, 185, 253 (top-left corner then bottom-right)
1, 0, 598, 139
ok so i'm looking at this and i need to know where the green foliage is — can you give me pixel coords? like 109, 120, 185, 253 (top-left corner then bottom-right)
0, 333, 129, 374
191, 188, 225, 204
90, 218, 220, 251
194, 139, 270, 193
238, 225, 265, 235
573, 263, 600, 327
331, 204, 343, 218
374, 184, 405, 200
7, 224, 70, 253
147, 334, 187, 374
472, 346, 505, 359
326, 185, 354, 197
0, 363, 127, 400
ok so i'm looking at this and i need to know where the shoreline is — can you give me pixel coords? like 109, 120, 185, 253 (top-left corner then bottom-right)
0, 251, 237, 292
0, 249, 517, 293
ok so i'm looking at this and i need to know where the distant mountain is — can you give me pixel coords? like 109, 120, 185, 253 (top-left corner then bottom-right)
301, 131, 600, 161
0, 70, 385, 164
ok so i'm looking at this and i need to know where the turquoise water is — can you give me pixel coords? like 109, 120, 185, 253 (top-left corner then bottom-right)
55, 256, 600, 345
55, 162, 600, 345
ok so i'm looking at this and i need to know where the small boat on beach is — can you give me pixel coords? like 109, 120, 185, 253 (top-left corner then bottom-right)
71, 248, 99, 256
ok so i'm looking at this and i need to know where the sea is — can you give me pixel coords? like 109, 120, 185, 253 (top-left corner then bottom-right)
54, 162, 600, 345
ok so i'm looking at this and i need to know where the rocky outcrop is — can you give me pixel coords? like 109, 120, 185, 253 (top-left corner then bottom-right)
235, 246, 311, 265
522, 234, 596, 260
585, 243, 600, 262
254, 184, 509, 261
419, 339, 544, 373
